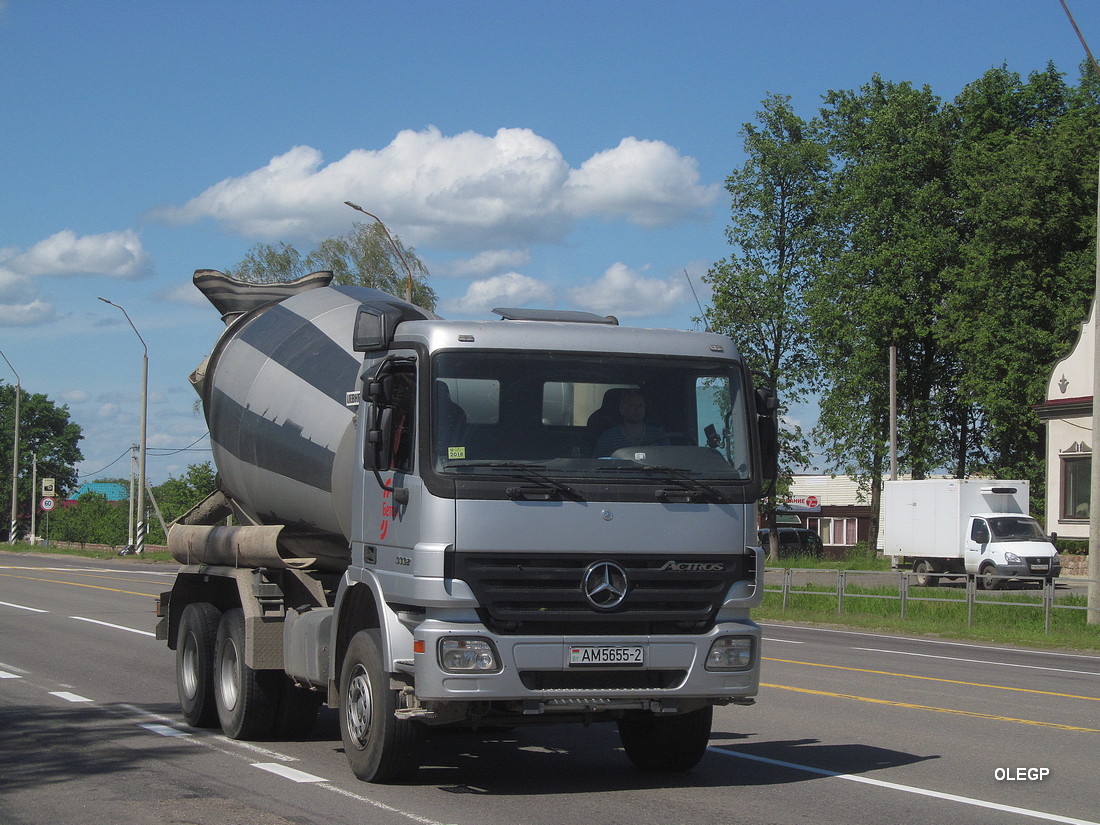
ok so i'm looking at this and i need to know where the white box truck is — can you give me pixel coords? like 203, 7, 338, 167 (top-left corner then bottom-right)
883, 479, 1061, 589
157, 269, 778, 783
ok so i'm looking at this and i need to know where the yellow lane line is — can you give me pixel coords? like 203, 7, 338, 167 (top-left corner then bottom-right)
760, 682, 1100, 732
764, 656, 1100, 702
0, 571, 157, 599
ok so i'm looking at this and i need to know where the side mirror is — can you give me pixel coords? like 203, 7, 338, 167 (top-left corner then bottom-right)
353, 304, 403, 351
754, 383, 779, 483
365, 406, 393, 472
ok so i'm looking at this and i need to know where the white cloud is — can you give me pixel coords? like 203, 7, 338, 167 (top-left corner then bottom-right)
567, 262, 689, 318
155, 127, 718, 248
445, 272, 555, 317
0, 229, 152, 327
0, 296, 55, 326
60, 389, 89, 404
449, 249, 532, 278
160, 281, 210, 307
564, 137, 718, 226
5, 229, 152, 279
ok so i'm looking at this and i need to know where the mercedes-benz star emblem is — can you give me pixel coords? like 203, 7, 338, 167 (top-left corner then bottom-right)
582, 560, 629, 609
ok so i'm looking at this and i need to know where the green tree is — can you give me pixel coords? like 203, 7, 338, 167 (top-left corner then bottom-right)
51, 491, 127, 548
225, 223, 437, 310
703, 94, 829, 558
0, 382, 84, 540
944, 63, 1100, 485
811, 76, 958, 469
146, 461, 218, 545
225, 241, 306, 282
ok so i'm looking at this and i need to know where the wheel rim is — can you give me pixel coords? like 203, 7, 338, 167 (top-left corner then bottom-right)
344, 663, 374, 750
218, 637, 241, 712
181, 631, 200, 700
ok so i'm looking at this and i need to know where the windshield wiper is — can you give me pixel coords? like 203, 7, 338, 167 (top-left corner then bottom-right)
596, 464, 729, 503
445, 461, 585, 501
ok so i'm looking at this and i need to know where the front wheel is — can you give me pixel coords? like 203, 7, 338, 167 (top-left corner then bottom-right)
977, 563, 1002, 591
617, 706, 713, 772
339, 630, 425, 783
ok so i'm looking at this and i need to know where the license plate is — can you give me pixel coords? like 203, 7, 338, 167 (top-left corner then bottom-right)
568, 645, 646, 667
1031, 564, 1048, 572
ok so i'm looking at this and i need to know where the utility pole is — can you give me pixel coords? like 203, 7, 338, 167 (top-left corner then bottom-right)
29, 453, 36, 547
1, 350, 19, 544
98, 298, 148, 555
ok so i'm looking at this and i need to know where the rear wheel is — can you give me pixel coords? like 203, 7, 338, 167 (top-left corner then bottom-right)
913, 559, 936, 588
340, 630, 425, 783
176, 602, 221, 727
214, 608, 279, 739
617, 706, 713, 772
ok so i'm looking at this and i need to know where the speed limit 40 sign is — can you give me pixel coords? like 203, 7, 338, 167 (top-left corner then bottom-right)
40, 497, 57, 512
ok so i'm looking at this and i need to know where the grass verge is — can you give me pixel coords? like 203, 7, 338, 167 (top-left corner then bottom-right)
759, 582, 1100, 652
0, 541, 175, 564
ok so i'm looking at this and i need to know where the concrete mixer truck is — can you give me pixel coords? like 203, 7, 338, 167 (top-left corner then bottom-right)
156, 268, 778, 783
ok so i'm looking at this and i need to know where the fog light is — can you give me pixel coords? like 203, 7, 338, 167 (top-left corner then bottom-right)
439, 638, 501, 673
706, 636, 754, 671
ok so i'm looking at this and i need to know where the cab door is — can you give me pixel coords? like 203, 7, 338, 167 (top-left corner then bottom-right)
963, 517, 990, 573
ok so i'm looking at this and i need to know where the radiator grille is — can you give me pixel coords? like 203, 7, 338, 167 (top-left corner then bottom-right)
451, 553, 746, 635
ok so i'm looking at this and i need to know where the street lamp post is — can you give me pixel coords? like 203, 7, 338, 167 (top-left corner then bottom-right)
0, 351, 19, 544
98, 298, 148, 555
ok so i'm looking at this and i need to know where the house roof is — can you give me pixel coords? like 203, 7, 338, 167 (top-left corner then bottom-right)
69, 482, 129, 502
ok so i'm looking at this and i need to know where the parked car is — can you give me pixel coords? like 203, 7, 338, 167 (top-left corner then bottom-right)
758, 527, 824, 558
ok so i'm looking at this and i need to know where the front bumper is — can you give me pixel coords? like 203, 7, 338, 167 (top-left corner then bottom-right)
410, 619, 761, 704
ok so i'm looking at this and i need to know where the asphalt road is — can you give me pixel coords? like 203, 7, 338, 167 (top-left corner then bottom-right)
2, 552, 1098, 825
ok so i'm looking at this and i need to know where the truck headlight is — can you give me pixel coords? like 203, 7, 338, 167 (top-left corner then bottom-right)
439, 638, 501, 673
1004, 552, 1022, 564
706, 636, 755, 671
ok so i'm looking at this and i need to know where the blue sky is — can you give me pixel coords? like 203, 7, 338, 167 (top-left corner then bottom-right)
2, 0, 1099, 486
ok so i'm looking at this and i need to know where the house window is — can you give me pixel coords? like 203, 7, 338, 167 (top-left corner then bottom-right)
1062, 455, 1090, 520
807, 516, 858, 546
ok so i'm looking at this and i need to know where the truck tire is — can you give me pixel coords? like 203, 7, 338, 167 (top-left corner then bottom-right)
214, 608, 279, 739
339, 630, 425, 783
617, 706, 713, 772
978, 563, 1002, 591
913, 560, 936, 588
176, 602, 221, 728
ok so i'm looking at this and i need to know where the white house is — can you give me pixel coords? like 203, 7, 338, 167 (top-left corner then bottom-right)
1036, 299, 1094, 540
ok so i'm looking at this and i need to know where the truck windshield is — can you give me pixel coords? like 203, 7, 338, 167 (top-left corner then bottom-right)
431, 351, 752, 481
987, 516, 1047, 542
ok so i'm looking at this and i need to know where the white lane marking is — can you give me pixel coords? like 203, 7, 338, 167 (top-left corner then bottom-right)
140, 723, 192, 737
853, 647, 1100, 678
0, 669, 22, 679
50, 691, 92, 703
761, 622, 1100, 662
0, 600, 48, 613
71, 616, 156, 637
118, 704, 299, 765
710, 746, 1098, 825
763, 637, 804, 644
214, 736, 300, 762
322, 782, 457, 825
121, 708, 451, 825
252, 763, 326, 783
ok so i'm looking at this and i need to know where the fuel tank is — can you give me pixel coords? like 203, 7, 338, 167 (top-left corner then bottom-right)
189, 269, 435, 550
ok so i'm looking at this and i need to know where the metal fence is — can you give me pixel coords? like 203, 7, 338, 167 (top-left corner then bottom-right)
764, 567, 1100, 632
